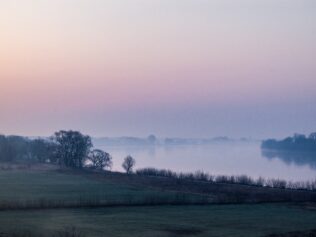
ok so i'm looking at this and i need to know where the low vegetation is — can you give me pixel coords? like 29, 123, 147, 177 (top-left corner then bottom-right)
136, 167, 316, 191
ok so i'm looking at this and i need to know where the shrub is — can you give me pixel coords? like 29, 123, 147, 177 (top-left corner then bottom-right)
135, 167, 316, 191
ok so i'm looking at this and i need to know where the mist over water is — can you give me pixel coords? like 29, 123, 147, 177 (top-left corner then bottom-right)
96, 142, 316, 182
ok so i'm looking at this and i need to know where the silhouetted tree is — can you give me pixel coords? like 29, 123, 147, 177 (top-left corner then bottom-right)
122, 155, 135, 174
52, 130, 92, 168
88, 149, 112, 170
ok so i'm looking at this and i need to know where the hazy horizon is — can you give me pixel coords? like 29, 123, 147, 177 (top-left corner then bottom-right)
1, 0, 315, 139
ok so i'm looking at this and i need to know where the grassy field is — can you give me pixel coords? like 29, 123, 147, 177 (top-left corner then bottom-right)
1, 204, 316, 237
0, 168, 207, 209
0, 166, 316, 236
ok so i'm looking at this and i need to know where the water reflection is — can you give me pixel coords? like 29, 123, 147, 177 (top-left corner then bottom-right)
262, 149, 316, 169
95, 142, 316, 181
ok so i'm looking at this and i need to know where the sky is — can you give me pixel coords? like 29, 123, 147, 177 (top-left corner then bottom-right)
0, 0, 315, 139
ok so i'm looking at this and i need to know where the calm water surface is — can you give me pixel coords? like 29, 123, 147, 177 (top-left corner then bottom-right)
96, 142, 316, 182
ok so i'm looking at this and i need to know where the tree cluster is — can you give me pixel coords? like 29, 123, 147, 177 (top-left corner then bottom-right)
0, 130, 136, 172
0, 135, 56, 163
52, 130, 92, 168
261, 132, 316, 151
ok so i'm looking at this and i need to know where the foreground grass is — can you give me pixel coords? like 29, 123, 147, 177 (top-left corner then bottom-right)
0, 168, 209, 209
1, 166, 316, 236
0, 204, 316, 237
0, 166, 315, 209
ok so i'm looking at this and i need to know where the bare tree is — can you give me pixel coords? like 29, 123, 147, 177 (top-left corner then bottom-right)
122, 155, 135, 174
88, 149, 112, 170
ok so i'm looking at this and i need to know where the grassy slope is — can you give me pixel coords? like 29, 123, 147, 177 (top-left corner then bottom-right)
73, 169, 316, 203
0, 167, 316, 236
1, 166, 314, 207
0, 169, 206, 209
0, 204, 316, 237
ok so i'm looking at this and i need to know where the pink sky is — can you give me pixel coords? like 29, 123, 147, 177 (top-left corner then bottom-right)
0, 0, 315, 138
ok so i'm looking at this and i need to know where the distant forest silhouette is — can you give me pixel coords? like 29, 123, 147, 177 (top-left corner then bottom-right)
261, 133, 316, 151
261, 133, 316, 169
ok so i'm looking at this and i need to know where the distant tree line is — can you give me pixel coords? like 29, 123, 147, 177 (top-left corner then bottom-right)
0, 130, 135, 171
261, 132, 316, 151
136, 168, 316, 191
0, 135, 56, 163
